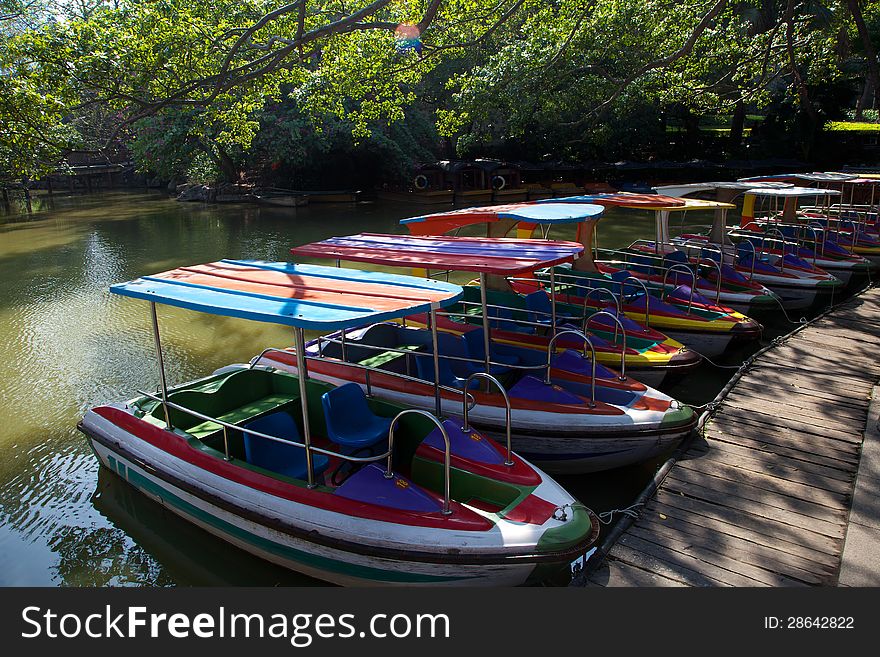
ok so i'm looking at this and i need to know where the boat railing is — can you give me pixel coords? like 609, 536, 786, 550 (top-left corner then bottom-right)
661, 264, 697, 314
532, 268, 652, 327
545, 330, 597, 406
758, 220, 825, 261
733, 239, 758, 280
599, 242, 723, 305
135, 389, 456, 504
579, 287, 622, 342
387, 410, 453, 515
461, 372, 513, 467
582, 311, 627, 380
661, 241, 724, 304
249, 346, 478, 408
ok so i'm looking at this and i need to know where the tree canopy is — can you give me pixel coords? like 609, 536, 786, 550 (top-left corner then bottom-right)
1, 1, 878, 184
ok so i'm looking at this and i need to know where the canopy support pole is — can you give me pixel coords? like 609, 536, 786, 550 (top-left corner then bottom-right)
429, 305, 442, 417
149, 302, 172, 430
479, 273, 491, 372
549, 268, 558, 336
294, 327, 317, 488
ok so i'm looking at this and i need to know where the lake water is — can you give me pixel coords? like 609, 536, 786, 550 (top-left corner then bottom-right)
0, 190, 805, 586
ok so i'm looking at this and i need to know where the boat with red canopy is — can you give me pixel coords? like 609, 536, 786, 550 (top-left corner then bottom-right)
404, 199, 762, 357
256, 233, 698, 474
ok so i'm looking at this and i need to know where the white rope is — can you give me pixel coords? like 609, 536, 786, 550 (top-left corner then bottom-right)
598, 502, 644, 524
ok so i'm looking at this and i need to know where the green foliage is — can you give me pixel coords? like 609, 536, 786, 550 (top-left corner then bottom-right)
0, 0, 878, 183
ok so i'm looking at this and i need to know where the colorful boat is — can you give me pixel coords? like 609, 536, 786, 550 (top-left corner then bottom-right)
291, 232, 701, 388
256, 232, 698, 473
738, 173, 880, 265
78, 260, 600, 586
552, 192, 782, 316
403, 200, 762, 357
653, 183, 849, 309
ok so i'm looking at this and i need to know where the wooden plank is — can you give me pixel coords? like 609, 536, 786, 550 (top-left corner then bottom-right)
652, 490, 842, 554
705, 427, 859, 470
712, 406, 864, 445
615, 534, 770, 587
661, 476, 847, 538
642, 500, 840, 568
706, 412, 862, 461
725, 388, 868, 423
585, 559, 687, 588
624, 524, 812, 586
683, 438, 855, 495
723, 396, 861, 434
633, 516, 837, 583
603, 543, 733, 587
665, 468, 848, 523
743, 368, 874, 396
734, 379, 870, 411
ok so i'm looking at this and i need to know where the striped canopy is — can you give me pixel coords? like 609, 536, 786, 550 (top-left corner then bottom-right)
292, 233, 584, 274
401, 202, 604, 235
110, 259, 463, 329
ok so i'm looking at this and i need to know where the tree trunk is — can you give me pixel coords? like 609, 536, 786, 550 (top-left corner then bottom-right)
729, 98, 746, 150
856, 77, 874, 118
847, 0, 880, 112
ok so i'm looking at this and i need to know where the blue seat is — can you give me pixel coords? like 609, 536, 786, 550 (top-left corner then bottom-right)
321, 383, 392, 452
487, 305, 534, 334
462, 329, 519, 375
523, 290, 577, 326
435, 332, 480, 379
414, 352, 480, 389
242, 412, 329, 481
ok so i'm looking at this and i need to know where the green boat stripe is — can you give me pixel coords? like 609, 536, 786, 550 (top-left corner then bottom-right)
121, 462, 471, 584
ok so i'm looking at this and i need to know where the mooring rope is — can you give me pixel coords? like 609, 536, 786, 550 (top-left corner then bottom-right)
597, 502, 645, 525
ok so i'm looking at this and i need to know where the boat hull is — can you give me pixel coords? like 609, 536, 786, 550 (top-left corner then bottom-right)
81, 409, 594, 586
258, 358, 697, 474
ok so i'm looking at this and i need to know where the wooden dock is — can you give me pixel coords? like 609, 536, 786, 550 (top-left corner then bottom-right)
576, 287, 880, 587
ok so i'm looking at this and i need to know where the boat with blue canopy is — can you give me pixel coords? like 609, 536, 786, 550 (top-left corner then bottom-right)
403, 200, 762, 357
78, 259, 600, 586
260, 235, 698, 474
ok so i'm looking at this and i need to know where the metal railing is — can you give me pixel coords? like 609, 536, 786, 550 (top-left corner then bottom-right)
249, 346, 478, 409
386, 409, 452, 515
661, 264, 697, 314
545, 330, 598, 406
582, 310, 627, 380
461, 372, 513, 467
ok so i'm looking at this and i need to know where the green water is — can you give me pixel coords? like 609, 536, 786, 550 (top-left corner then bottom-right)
0, 190, 796, 586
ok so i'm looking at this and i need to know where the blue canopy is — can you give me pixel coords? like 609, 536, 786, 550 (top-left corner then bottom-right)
400, 202, 604, 230
110, 259, 463, 330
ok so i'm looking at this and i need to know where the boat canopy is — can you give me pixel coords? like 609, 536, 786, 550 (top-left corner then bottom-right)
110, 259, 463, 330
744, 186, 842, 198
538, 193, 687, 208
401, 202, 604, 235
654, 181, 793, 197
546, 193, 734, 212
738, 172, 859, 183
291, 233, 584, 275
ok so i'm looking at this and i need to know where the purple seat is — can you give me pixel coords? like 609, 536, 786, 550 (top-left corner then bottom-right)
335, 464, 441, 512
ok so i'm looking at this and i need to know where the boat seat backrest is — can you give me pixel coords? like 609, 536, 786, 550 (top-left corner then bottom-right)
321, 383, 375, 438
157, 369, 277, 427
663, 250, 688, 264
242, 412, 328, 480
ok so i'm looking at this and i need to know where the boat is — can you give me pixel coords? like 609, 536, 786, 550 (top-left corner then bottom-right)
655, 182, 860, 302
289, 232, 702, 390
253, 192, 309, 207
257, 231, 699, 473
555, 191, 783, 316
404, 200, 763, 357
304, 190, 361, 203
78, 259, 599, 586
376, 189, 455, 205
